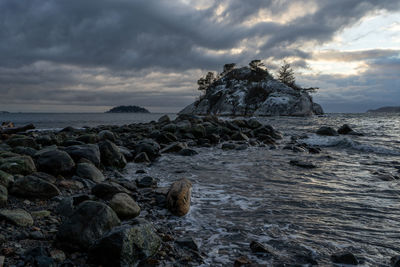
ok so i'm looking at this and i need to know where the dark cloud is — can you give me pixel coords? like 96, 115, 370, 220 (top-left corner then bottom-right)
0, 0, 399, 112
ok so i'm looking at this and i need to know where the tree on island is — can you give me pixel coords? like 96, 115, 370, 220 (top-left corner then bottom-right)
277, 61, 319, 93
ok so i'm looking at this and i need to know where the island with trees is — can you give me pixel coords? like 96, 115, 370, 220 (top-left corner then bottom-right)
106, 105, 150, 113
179, 60, 323, 116
367, 106, 400, 113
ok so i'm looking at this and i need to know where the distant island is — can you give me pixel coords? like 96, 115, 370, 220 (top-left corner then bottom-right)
0, 111, 10, 114
106, 105, 150, 113
367, 106, 400, 113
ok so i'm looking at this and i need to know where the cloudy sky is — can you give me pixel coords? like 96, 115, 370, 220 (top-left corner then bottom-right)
0, 0, 399, 113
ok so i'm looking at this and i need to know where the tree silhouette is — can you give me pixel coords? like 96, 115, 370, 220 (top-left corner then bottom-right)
277, 61, 296, 87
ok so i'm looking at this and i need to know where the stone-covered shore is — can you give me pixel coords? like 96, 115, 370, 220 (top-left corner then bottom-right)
0, 114, 287, 267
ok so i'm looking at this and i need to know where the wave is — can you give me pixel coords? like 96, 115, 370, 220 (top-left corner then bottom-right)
300, 134, 400, 156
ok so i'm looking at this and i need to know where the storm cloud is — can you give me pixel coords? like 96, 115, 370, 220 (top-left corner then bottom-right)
0, 0, 399, 112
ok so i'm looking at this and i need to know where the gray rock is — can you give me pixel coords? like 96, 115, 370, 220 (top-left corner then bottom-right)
178, 148, 198, 156
99, 140, 127, 168
64, 144, 101, 166
12, 146, 37, 157
0, 208, 33, 227
37, 150, 75, 175
289, 160, 317, 169
136, 176, 157, 188
76, 134, 99, 144
0, 185, 7, 206
134, 152, 150, 163
109, 193, 140, 220
88, 219, 161, 266
57, 200, 120, 250
98, 130, 116, 142
0, 155, 36, 175
160, 142, 187, 153
176, 236, 199, 251
76, 163, 105, 183
331, 251, 358, 265
316, 126, 338, 136
0, 170, 14, 188
134, 139, 160, 161
231, 132, 249, 141
221, 143, 236, 150
10, 175, 61, 199
91, 182, 130, 199
7, 136, 37, 148
158, 114, 171, 124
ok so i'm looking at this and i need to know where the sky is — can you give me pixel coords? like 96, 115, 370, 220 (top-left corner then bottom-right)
0, 0, 399, 113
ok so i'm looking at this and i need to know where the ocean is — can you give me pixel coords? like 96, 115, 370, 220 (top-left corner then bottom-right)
2, 112, 400, 265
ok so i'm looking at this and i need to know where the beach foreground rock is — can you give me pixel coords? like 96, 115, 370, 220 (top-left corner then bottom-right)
167, 178, 192, 216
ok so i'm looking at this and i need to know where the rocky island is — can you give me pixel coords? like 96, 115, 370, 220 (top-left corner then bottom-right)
367, 106, 400, 113
180, 61, 323, 116
106, 105, 150, 113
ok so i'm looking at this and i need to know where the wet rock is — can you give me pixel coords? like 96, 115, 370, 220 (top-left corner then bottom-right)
31, 210, 51, 219
59, 179, 84, 190
231, 132, 249, 141
156, 132, 178, 144
0, 170, 14, 188
57, 200, 120, 250
12, 146, 37, 157
91, 182, 130, 199
0, 185, 7, 206
10, 175, 61, 199
253, 125, 283, 140
76, 133, 99, 144
179, 148, 198, 156
0, 208, 33, 226
290, 160, 317, 169
331, 251, 358, 265
24, 246, 55, 267
316, 126, 338, 136
176, 236, 199, 251
166, 178, 192, 216
99, 140, 127, 168
49, 249, 66, 263
118, 146, 134, 161
190, 125, 206, 138
76, 163, 105, 183
37, 150, 75, 175
134, 139, 161, 161
134, 152, 151, 163
64, 144, 101, 166
250, 241, 271, 254
308, 147, 321, 154
7, 136, 37, 148
234, 256, 252, 267
0, 155, 36, 175
162, 123, 177, 133
137, 176, 157, 188
338, 124, 353, 135
246, 119, 262, 129
109, 193, 141, 220
88, 219, 161, 266
222, 143, 236, 150
158, 114, 171, 124
391, 255, 400, 267
161, 142, 187, 153
98, 130, 116, 142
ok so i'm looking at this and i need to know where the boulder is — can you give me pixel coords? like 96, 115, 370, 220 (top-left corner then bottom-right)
76, 163, 105, 183
337, 124, 353, 135
316, 126, 338, 136
109, 193, 141, 220
134, 140, 160, 161
12, 146, 37, 157
98, 130, 116, 142
331, 251, 358, 265
134, 152, 150, 163
76, 134, 99, 144
158, 114, 171, 124
0, 155, 36, 175
37, 150, 75, 175
64, 144, 101, 166
0, 208, 33, 227
231, 132, 249, 141
57, 201, 120, 250
179, 148, 198, 156
99, 140, 127, 168
0, 170, 14, 188
91, 182, 130, 199
289, 160, 317, 169
160, 142, 187, 153
7, 136, 37, 148
88, 219, 161, 266
136, 176, 157, 188
166, 178, 192, 216
0, 185, 7, 206
10, 175, 61, 199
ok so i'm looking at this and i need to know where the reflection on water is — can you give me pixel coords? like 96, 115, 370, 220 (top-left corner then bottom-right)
127, 113, 400, 266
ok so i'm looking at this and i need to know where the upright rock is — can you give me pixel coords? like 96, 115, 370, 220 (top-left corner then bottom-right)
10, 175, 61, 199
99, 140, 127, 168
37, 150, 75, 175
166, 178, 192, 216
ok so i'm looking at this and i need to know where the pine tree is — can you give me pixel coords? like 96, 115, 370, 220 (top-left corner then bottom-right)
277, 61, 296, 88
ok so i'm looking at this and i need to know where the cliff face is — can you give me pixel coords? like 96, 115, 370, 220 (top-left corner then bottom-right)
179, 67, 323, 116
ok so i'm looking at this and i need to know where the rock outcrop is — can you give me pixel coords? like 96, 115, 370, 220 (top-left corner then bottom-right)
179, 64, 323, 116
